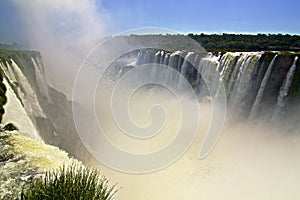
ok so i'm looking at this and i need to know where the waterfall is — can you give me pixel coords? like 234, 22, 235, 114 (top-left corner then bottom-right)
197, 55, 219, 97
1, 77, 40, 139
249, 55, 278, 120
178, 52, 195, 90
226, 54, 249, 101
228, 53, 262, 114
219, 53, 239, 87
272, 56, 298, 119
163, 53, 170, 66
9, 59, 45, 118
228, 55, 253, 105
166, 51, 182, 86
31, 57, 51, 101
2, 62, 18, 82
133, 49, 299, 121
0, 51, 86, 179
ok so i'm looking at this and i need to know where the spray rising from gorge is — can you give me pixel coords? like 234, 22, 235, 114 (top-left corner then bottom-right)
1, 33, 300, 198
80, 42, 300, 199
10, 0, 109, 96
1, 0, 300, 200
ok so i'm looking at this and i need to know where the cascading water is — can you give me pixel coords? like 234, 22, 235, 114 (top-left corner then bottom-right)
227, 53, 262, 116
0, 51, 86, 199
1, 48, 300, 200
134, 50, 299, 121
1, 77, 40, 139
9, 59, 45, 118
249, 55, 278, 120
89, 47, 300, 200
272, 56, 299, 119
31, 57, 51, 101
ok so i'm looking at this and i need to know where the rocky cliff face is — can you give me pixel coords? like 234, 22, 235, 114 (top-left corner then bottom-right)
0, 50, 85, 157
0, 51, 90, 199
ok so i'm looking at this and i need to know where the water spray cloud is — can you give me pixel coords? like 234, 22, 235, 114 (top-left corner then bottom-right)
72, 28, 226, 173
11, 0, 110, 95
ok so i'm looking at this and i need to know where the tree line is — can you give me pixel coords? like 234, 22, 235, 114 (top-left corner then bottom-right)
2, 33, 300, 52
125, 33, 300, 52
188, 33, 300, 52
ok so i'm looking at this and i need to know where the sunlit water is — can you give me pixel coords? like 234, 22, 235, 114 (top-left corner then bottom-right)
0, 131, 75, 199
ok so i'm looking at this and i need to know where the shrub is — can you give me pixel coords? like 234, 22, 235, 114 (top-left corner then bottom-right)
21, 164, 117, 200
3, 123, 18, 131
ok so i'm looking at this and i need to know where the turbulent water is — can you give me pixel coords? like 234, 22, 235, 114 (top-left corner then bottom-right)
0, 130, 75, 199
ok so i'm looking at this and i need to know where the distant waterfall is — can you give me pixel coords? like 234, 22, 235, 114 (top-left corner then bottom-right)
226, 53, 262, 115
272, 56, 298, 119
9, 59, 45, 118
133, 49, 299, 121
31, 57, 51, 101
249, 55, 278, 120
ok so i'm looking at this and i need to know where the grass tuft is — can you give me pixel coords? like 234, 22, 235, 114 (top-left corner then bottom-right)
21, 164, 118, 200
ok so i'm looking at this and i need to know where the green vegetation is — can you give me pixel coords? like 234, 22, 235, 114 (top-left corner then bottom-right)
21, 164, 117, 200
0, 133, 14, 162
0, 65, 7, 122
3, 123, 18, 131
1, 130, 114, 199
188, 33, 300, 52
122, 33, 300, 52
2, 33, 300, 53
0, 43, 27, 51
0, 50, 40, 62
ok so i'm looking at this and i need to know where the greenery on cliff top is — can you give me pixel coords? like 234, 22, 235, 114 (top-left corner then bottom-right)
121, 33, 300, 52
188, 33, 300, 52
1, 33, 300, 53
0, 62, 7, 123
0, 43, 28, 51
0, 50, 40, 63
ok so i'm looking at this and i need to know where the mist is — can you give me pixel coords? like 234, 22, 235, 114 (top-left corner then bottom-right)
7, 1, 300, 199
10, 0, 110, 96
71, 42, 300, 199
85, 84, 300, 199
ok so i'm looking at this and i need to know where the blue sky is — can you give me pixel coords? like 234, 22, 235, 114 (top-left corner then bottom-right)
1, 0, 300, 43
101, 0, 300, 34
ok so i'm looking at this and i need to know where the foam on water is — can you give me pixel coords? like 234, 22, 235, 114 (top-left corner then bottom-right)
0, 131, 75, 199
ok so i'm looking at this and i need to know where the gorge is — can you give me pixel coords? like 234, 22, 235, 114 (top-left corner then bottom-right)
1, 45, 300, 199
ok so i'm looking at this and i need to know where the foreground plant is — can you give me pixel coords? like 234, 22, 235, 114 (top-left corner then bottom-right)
21, 164, 117, 200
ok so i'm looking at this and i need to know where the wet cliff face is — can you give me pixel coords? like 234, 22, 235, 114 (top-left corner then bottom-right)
0, 51, 87, 159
